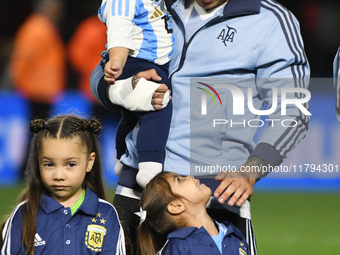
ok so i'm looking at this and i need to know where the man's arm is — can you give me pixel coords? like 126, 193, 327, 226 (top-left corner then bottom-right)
214, 9, 310, 206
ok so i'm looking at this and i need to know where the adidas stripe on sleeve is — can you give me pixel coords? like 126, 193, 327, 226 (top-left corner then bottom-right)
255, 0, 310, 161
1, 202, 26, 255
98, 199, 126, 255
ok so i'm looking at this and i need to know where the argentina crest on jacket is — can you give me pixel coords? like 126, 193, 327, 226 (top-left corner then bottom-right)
85, 212, 107, 252
217, 25, 237, 47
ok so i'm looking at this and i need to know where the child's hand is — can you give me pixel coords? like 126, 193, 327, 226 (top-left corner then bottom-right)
104, 59, 123, 84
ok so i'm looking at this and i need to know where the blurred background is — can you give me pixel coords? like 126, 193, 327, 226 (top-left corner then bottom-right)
1, 0, 340, 254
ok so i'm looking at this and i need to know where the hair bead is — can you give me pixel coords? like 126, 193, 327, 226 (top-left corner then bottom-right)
88, 119, 102, 134
74, 118, 101, 134
29, 119, 47, 133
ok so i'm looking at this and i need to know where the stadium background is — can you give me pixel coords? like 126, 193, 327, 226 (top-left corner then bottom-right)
1, 0, 340, 254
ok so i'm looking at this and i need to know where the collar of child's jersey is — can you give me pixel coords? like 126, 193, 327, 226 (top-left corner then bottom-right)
167, 0, 261, 17
218, 220, 245, 240
40, 187, 98, 216
167, 225, 215, 239
167, 220, 241, 239
167, 226, 203, 239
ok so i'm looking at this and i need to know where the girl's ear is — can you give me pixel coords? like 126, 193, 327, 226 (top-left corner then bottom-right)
167, 199, 185, 215
86, 152, 96, 172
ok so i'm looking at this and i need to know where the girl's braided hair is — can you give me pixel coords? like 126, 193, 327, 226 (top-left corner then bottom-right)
29, 118, 102, 134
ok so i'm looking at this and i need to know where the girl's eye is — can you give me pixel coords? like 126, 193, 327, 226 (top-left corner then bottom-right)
177, 177, 182, 182
43, 162, 53, 167
68, 162, 76, 167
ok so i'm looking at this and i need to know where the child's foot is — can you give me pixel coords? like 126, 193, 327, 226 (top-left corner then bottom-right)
136, 162, 163, 188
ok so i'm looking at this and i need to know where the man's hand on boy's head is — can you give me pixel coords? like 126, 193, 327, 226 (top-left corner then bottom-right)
133, 69, 172, 110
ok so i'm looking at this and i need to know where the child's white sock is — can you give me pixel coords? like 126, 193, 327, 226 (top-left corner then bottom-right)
136, 162, 163, 188
114, 160, 124, 177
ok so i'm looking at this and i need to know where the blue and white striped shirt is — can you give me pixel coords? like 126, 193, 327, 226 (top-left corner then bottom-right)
99, 0, 174, 65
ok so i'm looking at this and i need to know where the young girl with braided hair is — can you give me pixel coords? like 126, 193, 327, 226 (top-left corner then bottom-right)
136, 172, 249, 255
1, 114, 125, 255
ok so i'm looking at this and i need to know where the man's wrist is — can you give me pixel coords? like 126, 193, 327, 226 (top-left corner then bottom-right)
243, 156, 266, 182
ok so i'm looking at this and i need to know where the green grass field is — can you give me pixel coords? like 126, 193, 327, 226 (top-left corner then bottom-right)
0, 184, 25, 220
1, 185, 339, 254
251, 192, 340, 254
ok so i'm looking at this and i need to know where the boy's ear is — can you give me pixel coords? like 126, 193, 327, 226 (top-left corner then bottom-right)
167, 199, 185, 215
86, 152, 96, 172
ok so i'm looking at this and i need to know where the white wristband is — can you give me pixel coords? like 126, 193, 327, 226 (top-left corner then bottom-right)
107, 77, 133, 107
108, 77, 170, 111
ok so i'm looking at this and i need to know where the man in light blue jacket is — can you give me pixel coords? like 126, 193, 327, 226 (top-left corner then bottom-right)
91, 0, 310, 254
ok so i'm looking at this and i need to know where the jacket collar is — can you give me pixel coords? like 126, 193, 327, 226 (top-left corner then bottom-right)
40, 187, 98, 216
221, 0, 261, 17
167, 0, 261, 17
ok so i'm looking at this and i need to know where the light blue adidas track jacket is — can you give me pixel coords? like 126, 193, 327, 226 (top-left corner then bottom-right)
162, 0, 310, 174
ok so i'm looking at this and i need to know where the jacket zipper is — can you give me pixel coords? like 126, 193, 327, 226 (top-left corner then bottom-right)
169, 14, 222, 81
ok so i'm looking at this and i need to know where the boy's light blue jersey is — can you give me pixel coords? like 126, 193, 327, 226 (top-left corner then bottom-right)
1, 188, 125, 255
99, 0, 174, 65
